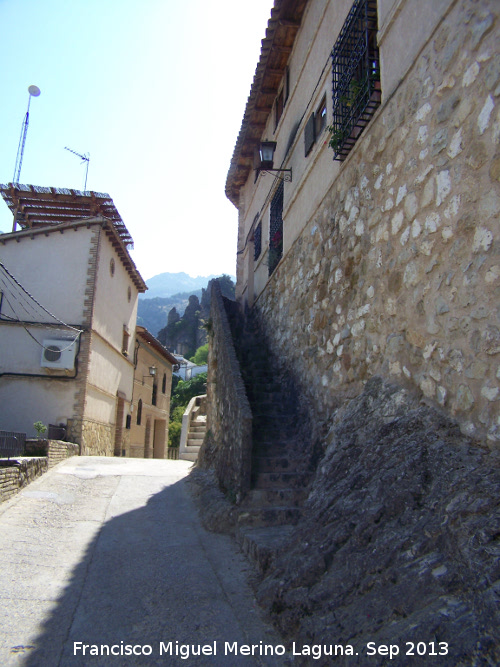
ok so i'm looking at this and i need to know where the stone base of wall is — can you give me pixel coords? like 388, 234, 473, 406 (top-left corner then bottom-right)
0, 439, 80, 504
0, 458, 48, 503
129, 445, 145, 458
25, 439, 80, 468
68, 418, 115, 456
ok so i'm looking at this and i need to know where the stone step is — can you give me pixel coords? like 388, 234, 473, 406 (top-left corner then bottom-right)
244, 487, 308, 507
252, 443, 297, 456
193, 415, 207, 423
253, 422, 296, 436
188, 433, 205, 442
187, 441, 203, 450
236, 506, 302, 528
190, 426, 206, 434
252, 410, 296, 421
252, 455, 303, 472
184, 444, 201, 453
179, 452, 198, 462
252, 471, 311, 489
236, 524, 296, 574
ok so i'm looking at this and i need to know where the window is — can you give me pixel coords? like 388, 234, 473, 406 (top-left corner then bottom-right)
315, 95, 327, 136
330, 0, 381, 161
110, 258, 115, 276
254, 221, 262, 261
152, 382, 158, 406
122, 326, 130, 356
274, 68, 289, 131
304, 95, 327, 157
269, 180, 284, 276
126, 415, 131, 430
274, 88, 284, 131
304, 113, 316, 157
136, 399, 142, 426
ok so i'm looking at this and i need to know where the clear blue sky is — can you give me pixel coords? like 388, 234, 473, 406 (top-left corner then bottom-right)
0, 0, 272, 280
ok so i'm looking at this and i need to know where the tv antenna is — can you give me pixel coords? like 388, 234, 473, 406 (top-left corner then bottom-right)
64, 147, 90, 191
13, 85, 41, 184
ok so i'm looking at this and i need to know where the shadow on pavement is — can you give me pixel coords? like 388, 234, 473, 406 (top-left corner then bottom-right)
21, 475, 286, 667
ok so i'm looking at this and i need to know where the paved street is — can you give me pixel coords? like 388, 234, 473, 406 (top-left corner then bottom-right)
0, 457, 286, 667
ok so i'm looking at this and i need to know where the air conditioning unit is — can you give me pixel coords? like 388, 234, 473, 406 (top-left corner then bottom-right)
40, 339, 77, 369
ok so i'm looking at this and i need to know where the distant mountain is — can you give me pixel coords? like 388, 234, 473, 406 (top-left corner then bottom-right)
136, 290, 202, 338
140, 272, 230, 300
137, 273, 236, 338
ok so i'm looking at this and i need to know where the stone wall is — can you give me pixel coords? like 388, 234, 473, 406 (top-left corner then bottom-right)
198, 282, 252, 502
0, 440, 79, 503
68, 418, 115, 456
255, 0, 500, 444
25, 439, 80, 468
0, 458, 48, 503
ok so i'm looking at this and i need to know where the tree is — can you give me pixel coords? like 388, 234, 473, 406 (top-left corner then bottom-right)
190, 344, 208, 365
170, 373, 207, 415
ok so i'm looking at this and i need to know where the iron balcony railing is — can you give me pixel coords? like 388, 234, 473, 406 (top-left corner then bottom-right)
330, 0, 381, 161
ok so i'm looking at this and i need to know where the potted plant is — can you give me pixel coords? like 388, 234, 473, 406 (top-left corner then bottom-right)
33, 421, 47, 439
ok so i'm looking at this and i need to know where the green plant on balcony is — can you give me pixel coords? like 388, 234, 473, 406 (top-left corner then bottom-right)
327, 126, 348, 152
340, 77, 362, 107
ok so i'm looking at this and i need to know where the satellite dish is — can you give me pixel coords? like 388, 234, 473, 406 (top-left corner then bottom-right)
28, 85, 41, 97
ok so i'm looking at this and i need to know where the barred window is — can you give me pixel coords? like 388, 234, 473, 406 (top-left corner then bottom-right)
269, 180, 284, 276
254, 221, 262, 261
330, 0, 381, 161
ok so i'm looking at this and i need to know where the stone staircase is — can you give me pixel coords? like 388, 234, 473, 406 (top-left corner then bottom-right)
179, 396, 207, 462
231, 313, 314, 571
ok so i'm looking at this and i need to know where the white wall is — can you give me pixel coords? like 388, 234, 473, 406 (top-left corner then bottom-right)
0, 226, 93, 323
0, 376, 76, 435
92, 233, 139, 357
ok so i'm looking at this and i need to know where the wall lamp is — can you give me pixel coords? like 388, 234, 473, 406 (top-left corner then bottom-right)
255, 141, 292, 182
142, 365, 156, 384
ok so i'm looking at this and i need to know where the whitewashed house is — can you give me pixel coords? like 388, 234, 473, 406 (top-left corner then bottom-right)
0, 184, 147, 455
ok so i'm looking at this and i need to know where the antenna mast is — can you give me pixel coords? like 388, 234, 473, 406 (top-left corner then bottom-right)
13, 85, 41, 184
64, 147, 90, 191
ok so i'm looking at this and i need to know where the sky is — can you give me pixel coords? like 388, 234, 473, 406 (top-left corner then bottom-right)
0, 0, 273, 281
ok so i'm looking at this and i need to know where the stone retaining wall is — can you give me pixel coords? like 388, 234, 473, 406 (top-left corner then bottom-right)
0, 440, 79, 503
198, 282, 252, 502
25, 439, 80, 467
0, 458, 48, 503
255, 0, 500, 443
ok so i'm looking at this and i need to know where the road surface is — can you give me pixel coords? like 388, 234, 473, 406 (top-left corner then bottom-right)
0, 457, 287, 666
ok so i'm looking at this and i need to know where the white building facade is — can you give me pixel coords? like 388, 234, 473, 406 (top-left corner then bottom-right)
226, 0, 500, 442
0, 194, 146, 455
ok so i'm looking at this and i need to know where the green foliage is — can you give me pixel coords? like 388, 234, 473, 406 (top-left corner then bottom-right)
327, 126, 347, 152
171, 405, 186, 422
217, 275, 236, 300
170, 373, 207, 415
168, 420, 182, 448
33, 421, 47, 438
189, 344, 208, 365
168, 373, 207, 448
